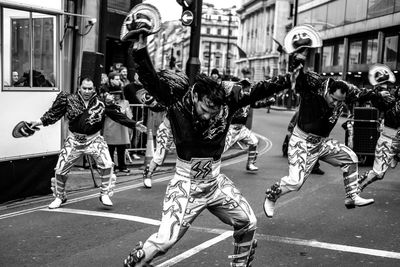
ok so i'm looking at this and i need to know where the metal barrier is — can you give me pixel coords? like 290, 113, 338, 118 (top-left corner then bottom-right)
126, 104, 148, 156
125, 104, 174, 164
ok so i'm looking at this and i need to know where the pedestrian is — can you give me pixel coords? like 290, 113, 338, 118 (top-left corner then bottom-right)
108, 71, 123, 90
263, 48, 383, 218
358, 64, 399, 191
103, 86, 133, 174
27, 77, 146, 209
120, 66, 131, 87
210, 68, 221, 83
120, 7, 287, 266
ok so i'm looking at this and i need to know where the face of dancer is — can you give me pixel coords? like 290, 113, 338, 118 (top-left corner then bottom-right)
325, 88, 346, 108
79, 80, 95, 101
193, 93, 221, 121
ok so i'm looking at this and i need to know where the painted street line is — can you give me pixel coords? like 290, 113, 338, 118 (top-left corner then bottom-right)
155, 231, 233, 267
43, 207, 400, 260
0, 133, 272, 221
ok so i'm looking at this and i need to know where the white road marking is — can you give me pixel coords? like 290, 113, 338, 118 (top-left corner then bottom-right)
42, 207, 161, 226
42, 207, 400, 260
0, 134, 272, 221
155, 231, 233, 267
6, 135, 400, 262
258, 234, 400, 259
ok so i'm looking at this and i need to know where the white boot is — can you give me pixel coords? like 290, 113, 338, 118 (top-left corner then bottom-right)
48, 197, 66, 209
100, 194, 113, 207
344, 194, 374, 209
143, 177, 152, 188
246, 163, 259, 172
142, 165, 152, 188
263, 183, 282, 218
263, 196, 276, 218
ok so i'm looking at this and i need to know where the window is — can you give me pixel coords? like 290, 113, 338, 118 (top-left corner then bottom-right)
217, 43, 221, 49
323, 45, 334, 67
326, 0, 345, 28
349, 41, 362, 65
215, 57, 220, 67
217, 28, 221, 35
3, 8, 57, 89
349, 38, 378, 66
366, 39, 378, 64
206, 28, 210, 34
311, 5, 328, 30
367, 0, 395, 18
298, 10, 312, 25
345, 0, 368, 23
383, 35, 398, 64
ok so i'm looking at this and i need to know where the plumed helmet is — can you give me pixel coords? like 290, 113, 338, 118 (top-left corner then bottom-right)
120, 3, 161, 41
368, 64, 396, 86
284, 25, 322, 54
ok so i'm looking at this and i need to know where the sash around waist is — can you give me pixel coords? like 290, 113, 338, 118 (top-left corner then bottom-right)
176, 157, 221, 180
382, 126, 400, 139
68, 131, 101, 143
293, 126, 325, 144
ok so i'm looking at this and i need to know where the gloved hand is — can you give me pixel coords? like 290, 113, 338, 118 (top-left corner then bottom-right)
135, 120, 147, 133
121, 10, 152, 42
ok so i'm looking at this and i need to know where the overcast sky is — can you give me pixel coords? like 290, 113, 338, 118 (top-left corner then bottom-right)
144, 0, 241, 22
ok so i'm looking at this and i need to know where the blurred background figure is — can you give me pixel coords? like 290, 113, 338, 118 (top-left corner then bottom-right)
12, 71, 20, 86
119, 66, 130, 87
103, 86, 133, 174
210, 68, 221, 83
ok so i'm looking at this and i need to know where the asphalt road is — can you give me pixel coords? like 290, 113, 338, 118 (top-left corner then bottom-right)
1, 109, 400, 267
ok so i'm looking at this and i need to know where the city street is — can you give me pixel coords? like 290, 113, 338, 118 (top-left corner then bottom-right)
1, 109, 400, 267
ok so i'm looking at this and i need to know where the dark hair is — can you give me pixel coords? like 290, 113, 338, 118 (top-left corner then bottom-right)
328, 80, 350, 94
158, 69, 189, 93
193, 74, 226, 106
108, 71, 120, 80
80, 76, 93, 85
211, 68, 219, 76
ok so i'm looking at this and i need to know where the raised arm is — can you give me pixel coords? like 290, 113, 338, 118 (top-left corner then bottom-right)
105, 104, 146, 132
38, 91, 68, 127
227, 76, 289, 110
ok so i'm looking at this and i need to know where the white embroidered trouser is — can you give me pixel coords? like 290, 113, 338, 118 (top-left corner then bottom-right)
224, 124, 259, 165
369, 129, 400, 178
153, 118, 174, 166
140, 158, 257, 266
51, 132, 115, 199
280, 126, 359, 198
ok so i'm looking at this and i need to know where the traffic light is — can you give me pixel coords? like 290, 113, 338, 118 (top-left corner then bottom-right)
176, 0, 196, 26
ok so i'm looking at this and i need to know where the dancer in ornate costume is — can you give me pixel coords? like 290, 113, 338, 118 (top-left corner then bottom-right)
120, 4, 288, 266
223, 79, 262, 172
358, 64, 399, 191
262, 57, 392, 218
28, 77, 146, 209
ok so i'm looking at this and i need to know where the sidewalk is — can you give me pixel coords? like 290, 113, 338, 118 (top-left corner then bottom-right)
66, 146, 247, 192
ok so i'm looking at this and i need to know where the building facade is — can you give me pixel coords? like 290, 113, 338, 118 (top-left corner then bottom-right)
148, 3, 240, 79
298, 0, 400, 88
236, 0, 293, 81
